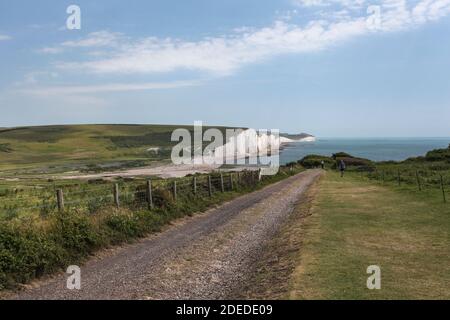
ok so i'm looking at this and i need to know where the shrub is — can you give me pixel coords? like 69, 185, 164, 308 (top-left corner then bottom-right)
425, 147, 450, 162
331, 156, 375, 171
332, 152, 353, 159
152, 187, 175, 208
0, 143, 13, 153
0, 223, 64, 288
105, 212, 142, 240
299, 155, 334, 168
51, 211, 102, 256
3, 206, 19, 220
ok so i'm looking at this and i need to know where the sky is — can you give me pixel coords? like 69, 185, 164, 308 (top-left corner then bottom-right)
0, 0, 449, 137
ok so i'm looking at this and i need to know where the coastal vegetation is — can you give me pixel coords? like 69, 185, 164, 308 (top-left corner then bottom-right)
0, 164, 303, 290
299, 153, 375, 171
299, 144, 450, 192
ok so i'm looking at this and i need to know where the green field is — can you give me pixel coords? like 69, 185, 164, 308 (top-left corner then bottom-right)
289, 171, 450, 300
0, 124, 235, 176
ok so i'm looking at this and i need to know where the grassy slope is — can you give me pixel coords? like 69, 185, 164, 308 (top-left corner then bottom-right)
0, 166, 303, 290
289, 171, 450, 300
0, 124, 232, 173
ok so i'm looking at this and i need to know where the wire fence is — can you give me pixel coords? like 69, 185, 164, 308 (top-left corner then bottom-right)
0, 170, 266, 219
356, 168, 449, 203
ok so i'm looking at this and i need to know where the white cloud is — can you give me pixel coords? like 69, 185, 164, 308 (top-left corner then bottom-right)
0, 34, 11, 41
61, 30, 123, 48
39, 31, 123, 54
294, 0, 331, 6
293, 0, 367, 9
14, 80, 199, 112
53, 95, 108, 109
21, 71, 59, 84
47, 1, 450, 77
18, 80, 200, 96
421, 0, 450, 20
55, 20, 369, 76
38, 47, 65, 54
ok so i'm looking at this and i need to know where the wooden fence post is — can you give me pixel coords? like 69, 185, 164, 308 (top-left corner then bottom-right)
146, 180, 153, 209
229, 174, 234, 190
173, 181, 177, 202
193, 176, 197, 195
440, 175, 446, 203
382, 171, 385, 184
56, 189, 64, 212
416, 170, 422, 191
220, 173, 225, 192
113, 183, 120, 208
208, 175, 213, 197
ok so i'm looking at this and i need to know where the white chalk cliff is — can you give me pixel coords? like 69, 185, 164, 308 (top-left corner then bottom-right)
204, 129, 315, 162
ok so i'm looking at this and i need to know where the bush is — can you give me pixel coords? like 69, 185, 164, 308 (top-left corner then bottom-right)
425, 147, 450, 162
332, 152, 353, 159
0, 143, 13, 153
105, 212, 143, 240
0, 223, 64, 288
3, 206, 19, 220
299, 155, 334, 168
51, 211, 102, 256
331, 156, 375, 171
152, 187, 175, 208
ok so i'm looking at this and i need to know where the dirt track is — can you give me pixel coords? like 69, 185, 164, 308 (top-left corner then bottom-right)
12, 170, 321, 300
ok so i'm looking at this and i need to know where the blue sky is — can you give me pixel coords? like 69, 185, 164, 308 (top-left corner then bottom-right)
0, 0, 449, 137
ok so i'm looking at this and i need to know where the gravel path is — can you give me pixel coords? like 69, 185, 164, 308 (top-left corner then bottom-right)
13, 170, 321, 300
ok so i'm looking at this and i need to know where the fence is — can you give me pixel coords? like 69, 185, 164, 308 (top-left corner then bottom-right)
0, 169, 267, 218
357, 168, 449, 203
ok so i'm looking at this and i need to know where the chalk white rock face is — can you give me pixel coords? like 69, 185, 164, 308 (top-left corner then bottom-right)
280, 136, 295, 144
213, 129, 283, 160
298, 136, 316, 142
200, 129, 315, 164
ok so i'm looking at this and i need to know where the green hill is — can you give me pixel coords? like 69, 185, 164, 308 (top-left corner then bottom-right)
0, 124, 232, 175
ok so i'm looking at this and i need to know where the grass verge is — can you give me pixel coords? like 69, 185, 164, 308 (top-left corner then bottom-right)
289, 171, 450, 300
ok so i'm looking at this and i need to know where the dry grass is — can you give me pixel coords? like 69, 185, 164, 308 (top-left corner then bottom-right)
288, 171, 450, 300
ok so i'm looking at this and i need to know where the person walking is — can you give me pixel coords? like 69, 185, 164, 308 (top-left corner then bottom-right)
339, 159, 346, 177
321, 160, 325, 169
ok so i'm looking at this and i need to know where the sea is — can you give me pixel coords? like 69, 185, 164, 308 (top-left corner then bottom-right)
279, 138, 450, 165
